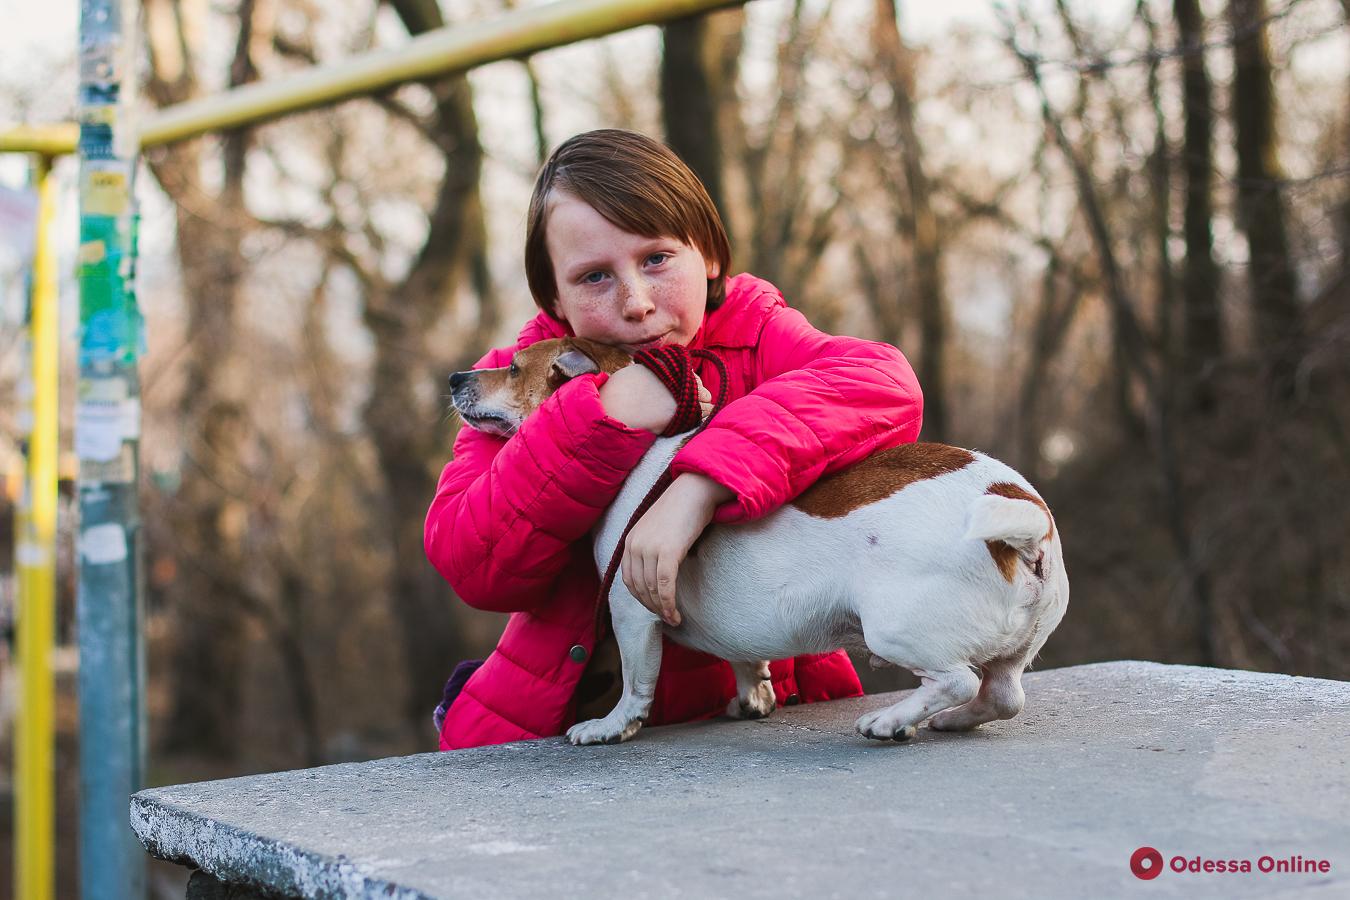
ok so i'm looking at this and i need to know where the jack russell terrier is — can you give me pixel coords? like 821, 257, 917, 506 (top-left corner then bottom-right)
448, 337, 1069, 745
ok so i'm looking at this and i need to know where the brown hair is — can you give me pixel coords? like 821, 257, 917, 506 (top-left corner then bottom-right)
524, 129, 732, 318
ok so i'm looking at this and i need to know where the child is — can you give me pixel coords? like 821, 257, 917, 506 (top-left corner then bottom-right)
425, 129, 923, 750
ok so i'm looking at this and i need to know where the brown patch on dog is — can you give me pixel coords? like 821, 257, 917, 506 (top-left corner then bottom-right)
982, 482, 1054, 583
792, 443, 976, 519
984, 481, 1054, 540
987, 542, 1019, 582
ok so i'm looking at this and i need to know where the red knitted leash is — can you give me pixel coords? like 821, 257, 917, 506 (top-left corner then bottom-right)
594, 346, 730, 637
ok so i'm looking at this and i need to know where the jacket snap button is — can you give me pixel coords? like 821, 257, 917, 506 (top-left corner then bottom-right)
786, 693, 801, 706
568, 644, 588, 664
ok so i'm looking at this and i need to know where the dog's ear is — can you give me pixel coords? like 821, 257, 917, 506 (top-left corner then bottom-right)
551, 338, 632, 384
551, 349, 600, 383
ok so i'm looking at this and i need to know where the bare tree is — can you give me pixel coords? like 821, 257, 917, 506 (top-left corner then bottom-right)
1174, 0, 1223, 410
143, 0, 267, 758
367, 0, 500, 732
1230, 0, 1302, 386
730, 0, 847, 314
661, 13, 731, 225
872, 0, 949, 441
1002, 3, 1220, 665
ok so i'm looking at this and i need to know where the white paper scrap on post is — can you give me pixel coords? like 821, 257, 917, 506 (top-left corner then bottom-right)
80, 523, 128, 565
75, 400, 127, 461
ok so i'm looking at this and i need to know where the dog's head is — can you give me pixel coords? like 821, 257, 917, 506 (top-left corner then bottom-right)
448, 337, 634, 437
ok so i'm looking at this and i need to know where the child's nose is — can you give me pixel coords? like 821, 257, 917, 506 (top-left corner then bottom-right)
619, 280, 655, 319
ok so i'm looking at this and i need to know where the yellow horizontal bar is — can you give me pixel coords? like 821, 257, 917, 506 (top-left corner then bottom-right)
2, 0, 739, 158
142, 0, 741, 147
1, 0, 741, 157
0, 124, 78, 156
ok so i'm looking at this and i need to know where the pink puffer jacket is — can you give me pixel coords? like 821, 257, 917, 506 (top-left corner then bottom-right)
426, 273, 923, 750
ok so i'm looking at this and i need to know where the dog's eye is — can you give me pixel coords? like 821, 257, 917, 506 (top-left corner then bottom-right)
508, 363, 519, 377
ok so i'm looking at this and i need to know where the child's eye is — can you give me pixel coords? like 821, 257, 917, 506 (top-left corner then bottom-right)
646, 253, 669, 266
582, 271, 606, 285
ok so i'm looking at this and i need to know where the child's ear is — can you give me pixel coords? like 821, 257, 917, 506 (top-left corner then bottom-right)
705, 260, 720, 279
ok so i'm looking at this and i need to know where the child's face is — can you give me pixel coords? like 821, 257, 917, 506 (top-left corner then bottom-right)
545, 191, 719, 353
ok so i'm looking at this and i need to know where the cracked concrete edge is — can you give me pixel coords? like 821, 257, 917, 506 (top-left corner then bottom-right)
128, 661, 1350, 895
130, 795, 436, 900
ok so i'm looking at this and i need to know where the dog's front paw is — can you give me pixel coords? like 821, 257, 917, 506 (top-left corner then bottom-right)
855, 708, 917, 743
726, 679, 776, 720
566, 714, 644, 746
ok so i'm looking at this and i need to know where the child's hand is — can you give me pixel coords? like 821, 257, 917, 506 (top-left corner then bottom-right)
621, 472, 734, 626
599, 365, 677, 433
599, 365, 715, 432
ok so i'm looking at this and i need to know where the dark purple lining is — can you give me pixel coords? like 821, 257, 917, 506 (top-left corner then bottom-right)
432, 658, 485, 734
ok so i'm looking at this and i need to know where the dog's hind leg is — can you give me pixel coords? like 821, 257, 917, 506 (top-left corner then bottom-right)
726, 660, 776, 720
566, 613, 663, 746
928, 655, 1026, 732
853, 666, 980, 742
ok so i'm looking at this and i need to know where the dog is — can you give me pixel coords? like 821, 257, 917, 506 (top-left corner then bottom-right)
449, 337, 1069, 744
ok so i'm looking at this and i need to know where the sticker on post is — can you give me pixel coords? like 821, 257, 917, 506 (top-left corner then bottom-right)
78, 240, 107, 265
75, 400, 125, 461
80, 523, 127, 565
75, 376, 138, 459
82, 165, 130, 217
79, 448, 135, 485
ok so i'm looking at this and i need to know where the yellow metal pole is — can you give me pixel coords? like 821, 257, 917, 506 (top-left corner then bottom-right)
15, 153, 58, 900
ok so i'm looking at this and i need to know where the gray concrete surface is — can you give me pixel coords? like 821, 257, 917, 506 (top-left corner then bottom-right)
131, 661, 1350, 899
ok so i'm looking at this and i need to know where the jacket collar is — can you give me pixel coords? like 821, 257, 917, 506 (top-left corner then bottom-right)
515, 272, 785, 351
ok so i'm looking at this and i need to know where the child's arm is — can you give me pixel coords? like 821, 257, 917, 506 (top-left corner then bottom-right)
424, 346, 659, 613
670, 304, 923, 523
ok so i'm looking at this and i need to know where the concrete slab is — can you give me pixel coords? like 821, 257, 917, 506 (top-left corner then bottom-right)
131, 661, 1350, 899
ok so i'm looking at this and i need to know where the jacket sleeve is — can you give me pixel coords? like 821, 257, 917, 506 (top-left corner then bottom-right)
424, 350, 657, 613
670, 304, 922, 523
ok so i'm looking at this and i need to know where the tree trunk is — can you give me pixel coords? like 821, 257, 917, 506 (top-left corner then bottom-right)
873, 0, 948, 441
379, 0, 491, 732
145, 0, 259, 759
1340, 0, 1350, 268
661, 14, 729, 226
1229, 0, 1302, 385
1174, 0, 1223, 409
1005, 12, 1219, 665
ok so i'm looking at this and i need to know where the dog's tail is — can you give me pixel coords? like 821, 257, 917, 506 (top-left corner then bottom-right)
965, 485, 1066, 665
963, 488, 1053, 561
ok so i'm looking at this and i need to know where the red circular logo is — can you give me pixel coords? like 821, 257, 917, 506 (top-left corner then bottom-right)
1131, 846, 1164, 880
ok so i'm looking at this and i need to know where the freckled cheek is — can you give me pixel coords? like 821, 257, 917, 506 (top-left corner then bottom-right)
650, 277, 692, 311
654, 271, 705, 331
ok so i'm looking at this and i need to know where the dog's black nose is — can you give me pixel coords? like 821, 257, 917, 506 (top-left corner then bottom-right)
449, 372, 469, 390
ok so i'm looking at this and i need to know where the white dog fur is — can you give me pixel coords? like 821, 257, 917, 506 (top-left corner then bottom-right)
448, 338, 1069, 745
